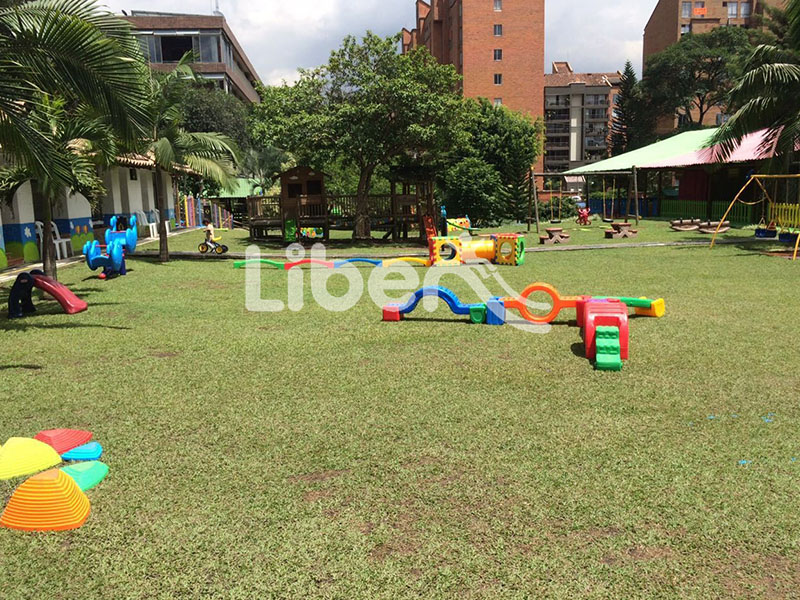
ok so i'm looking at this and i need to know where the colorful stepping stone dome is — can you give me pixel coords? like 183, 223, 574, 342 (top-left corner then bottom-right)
61, 442, 103, 462
0, 437, 62, 480
0, 469, 90, 531
34, 429, 92, 454
62, 461, 109, 492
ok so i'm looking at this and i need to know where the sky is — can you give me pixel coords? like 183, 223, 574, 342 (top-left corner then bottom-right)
102, 0, 660, 84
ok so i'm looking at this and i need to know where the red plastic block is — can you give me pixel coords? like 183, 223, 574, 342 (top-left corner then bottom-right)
382, 305, 402, 321
583, 301, 629, 360
34, 429, 92, 455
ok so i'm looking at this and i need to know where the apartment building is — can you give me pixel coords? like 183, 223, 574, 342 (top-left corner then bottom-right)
124, 10, 261, 103
644, 0, 783, 131
543, 63, 621, 174
644, 0, 778, 59
402, 0, 545, 120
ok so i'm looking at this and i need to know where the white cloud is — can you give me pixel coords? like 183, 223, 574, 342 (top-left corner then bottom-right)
101, 0, 658, 83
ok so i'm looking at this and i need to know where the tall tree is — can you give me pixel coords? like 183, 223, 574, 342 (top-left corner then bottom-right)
251, 32, 465, 239
142, 55, 240, 262
610, 61, 640, 155
642, 27, 751, 129
241, 147, 288, 195
0, 0, 149, 278
712, 0, 800, 159
441, 98, 543, 225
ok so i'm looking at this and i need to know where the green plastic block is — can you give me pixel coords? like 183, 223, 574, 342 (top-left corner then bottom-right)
469, 305, 488, 324
595, 326, 623, 371
516, 238, 526, 266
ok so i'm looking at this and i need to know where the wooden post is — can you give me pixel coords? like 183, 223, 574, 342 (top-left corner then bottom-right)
527, 168, 533, 233
532, 174, 541, 234
634, 167, 640, 225
657, 171, 664, 219
391, 181, 399, 242
706, 170, 713, 222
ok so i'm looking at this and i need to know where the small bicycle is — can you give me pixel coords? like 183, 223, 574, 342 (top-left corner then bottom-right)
199, 236, 229, 255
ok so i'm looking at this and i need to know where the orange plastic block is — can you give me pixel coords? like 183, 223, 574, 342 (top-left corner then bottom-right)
0, 469, 90, 532
34, 429, 92, 455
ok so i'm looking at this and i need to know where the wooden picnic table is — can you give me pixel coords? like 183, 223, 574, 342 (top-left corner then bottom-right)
605, 222, 639, 239
539, 227, 571, 245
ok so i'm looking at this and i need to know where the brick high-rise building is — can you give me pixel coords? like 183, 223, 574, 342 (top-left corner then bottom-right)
402, 0, 545, 120
643, 0, 783, 131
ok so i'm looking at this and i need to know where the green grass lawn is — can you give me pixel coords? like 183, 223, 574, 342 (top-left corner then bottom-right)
1, 241, 799, 599
146, 218, 764, 257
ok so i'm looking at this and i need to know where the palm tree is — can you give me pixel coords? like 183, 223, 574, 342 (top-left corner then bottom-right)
242, 147, 288, 195
1, 97, 117, 279
711, 0, 800, 158
0, 0, 149, 182
0, 0, 149, 277
142, 55, 240, 262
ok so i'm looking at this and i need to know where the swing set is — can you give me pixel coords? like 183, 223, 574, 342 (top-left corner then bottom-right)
600, 178, 618, 223
549, 179, 563, 224
711, 174, 800, 260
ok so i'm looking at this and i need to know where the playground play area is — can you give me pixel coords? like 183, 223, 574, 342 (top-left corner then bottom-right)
1, 221, 799, 598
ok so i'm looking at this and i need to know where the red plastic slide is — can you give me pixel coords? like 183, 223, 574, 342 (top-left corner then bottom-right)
31, 274, 88, 315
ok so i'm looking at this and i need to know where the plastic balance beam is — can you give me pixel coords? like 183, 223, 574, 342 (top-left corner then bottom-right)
390, 287, 487, 322
583, 301, 629, 361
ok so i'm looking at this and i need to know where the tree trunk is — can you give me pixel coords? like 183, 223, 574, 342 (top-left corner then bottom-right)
155, 166, 169, 262
353, 166, 375, 240
33, 183, 58, 280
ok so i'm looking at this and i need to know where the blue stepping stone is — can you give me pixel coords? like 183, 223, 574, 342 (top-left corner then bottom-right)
61, 441, 103, 461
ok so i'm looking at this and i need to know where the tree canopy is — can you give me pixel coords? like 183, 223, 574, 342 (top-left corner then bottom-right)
641, 27, 751, 129
251, 32, 466, 238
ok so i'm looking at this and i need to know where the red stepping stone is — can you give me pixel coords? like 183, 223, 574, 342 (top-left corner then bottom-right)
34, 429, 92, 455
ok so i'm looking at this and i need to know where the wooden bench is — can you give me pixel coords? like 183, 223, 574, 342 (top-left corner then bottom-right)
539, 227, 571, 245
605, 222, 638, 239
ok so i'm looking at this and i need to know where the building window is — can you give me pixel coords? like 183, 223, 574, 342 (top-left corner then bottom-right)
494, 0, 502, 11
681, 1, 691, 18
728, 1, 738, 18
493, 98, 503, 107
681, 24, 691, 35
494, 24, 503, 36
494, 49, 503, 61
129, 169, 138, 181
741, 2, 752, 17
494, 73, 503, 85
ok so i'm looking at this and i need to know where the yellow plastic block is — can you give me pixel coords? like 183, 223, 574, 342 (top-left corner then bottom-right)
634, 297, 666, 318
431, 237, 462, 265
0, 438, 62, 481
494, 235, 520, 266
0, 469, 90, 532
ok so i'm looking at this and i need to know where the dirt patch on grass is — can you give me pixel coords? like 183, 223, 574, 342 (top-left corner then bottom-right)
601, 545, 673, 567
718, 550, 800, 599
303, 489, 333, 503
289, 469, 350, 483
368, 504, 421, 562
150, 351, 181, 359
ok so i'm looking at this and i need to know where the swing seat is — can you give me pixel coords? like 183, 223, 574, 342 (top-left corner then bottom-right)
755, 228, 778, 239
779, 231, 799, 244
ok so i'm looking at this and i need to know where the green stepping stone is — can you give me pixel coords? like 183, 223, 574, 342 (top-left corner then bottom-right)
469, 305, 488, 324
62, 461, 109, 491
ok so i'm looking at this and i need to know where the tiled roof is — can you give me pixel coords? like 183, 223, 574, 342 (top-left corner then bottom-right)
545, 71, 622, 88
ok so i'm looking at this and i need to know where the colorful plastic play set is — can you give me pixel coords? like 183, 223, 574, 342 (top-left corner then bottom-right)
234, 215, 526, 270
0, 429, 109, 532
7, 270, 88, 319
382, 283, 666, 371
82, 215, 139, 279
